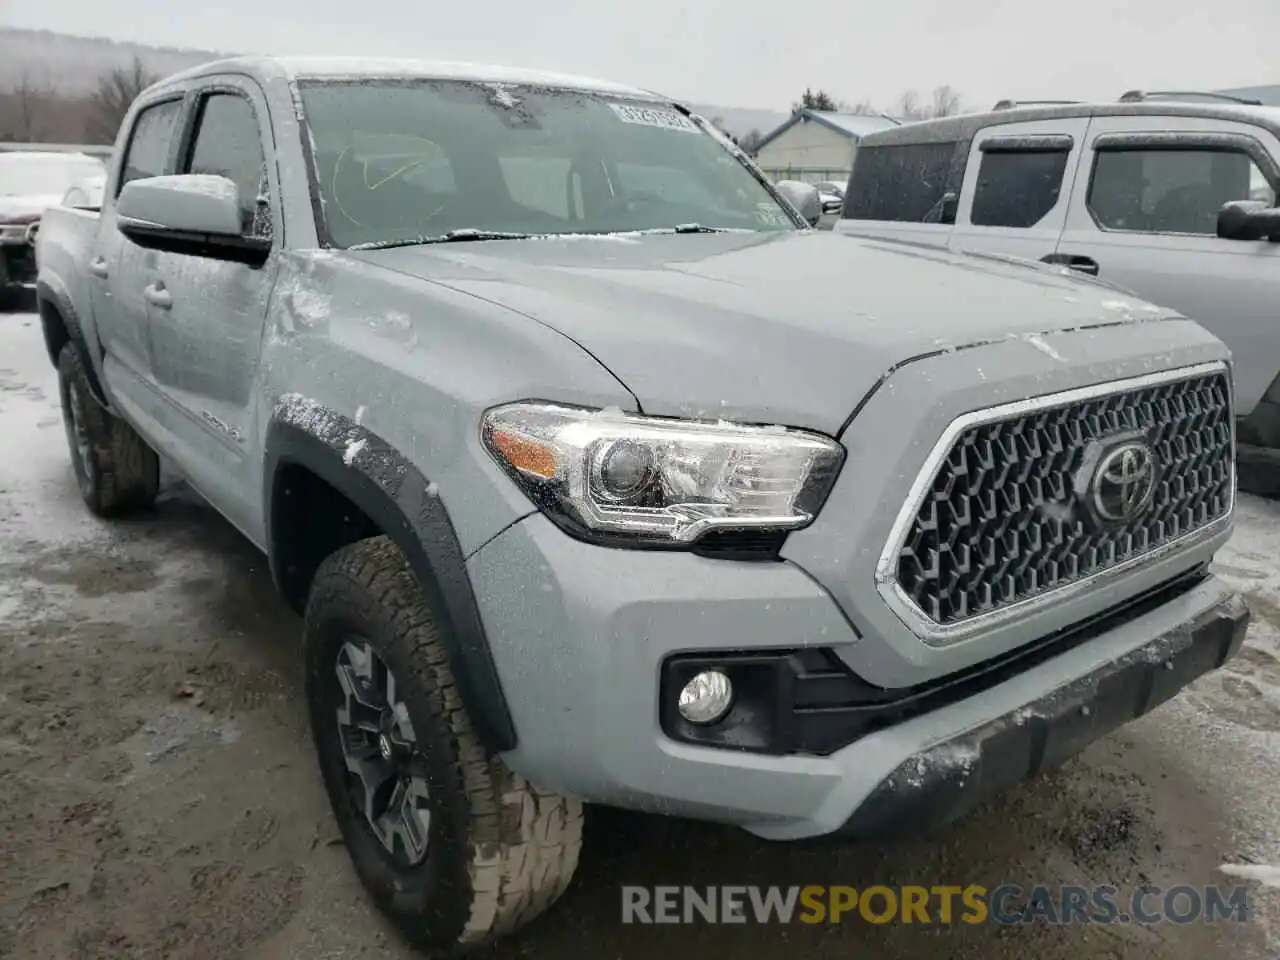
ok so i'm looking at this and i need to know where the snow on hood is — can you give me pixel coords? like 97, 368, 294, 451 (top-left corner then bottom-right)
0, 194, 63, 221
344, 230, 1180, 433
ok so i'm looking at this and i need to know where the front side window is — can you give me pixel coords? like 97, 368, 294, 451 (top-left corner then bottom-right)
845, 142, 958, 223
119, 99, 184, 192
183, 93, 273, 239
295, 79, 798, 248
970, 148, 1070, 228
1088, 146, 1275, 235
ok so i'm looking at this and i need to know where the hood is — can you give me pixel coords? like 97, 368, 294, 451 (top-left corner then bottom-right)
0, 194, 63, 221
346, 231, 1174, 435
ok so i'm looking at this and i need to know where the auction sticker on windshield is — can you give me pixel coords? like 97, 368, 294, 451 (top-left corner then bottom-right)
609, 103, 699, 133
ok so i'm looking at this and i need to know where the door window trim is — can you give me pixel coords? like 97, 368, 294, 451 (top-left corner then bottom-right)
978, 134, 1075, 154
115, 94, 190, 199
173, 83, 280, 256
1084, 131, 1280, 235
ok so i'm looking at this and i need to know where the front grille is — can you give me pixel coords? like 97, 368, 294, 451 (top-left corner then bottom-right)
895, 370, 1232, 626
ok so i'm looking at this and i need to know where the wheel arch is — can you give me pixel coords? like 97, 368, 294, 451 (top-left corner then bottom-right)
36, 277, 110, 409
263, 400, 518, 754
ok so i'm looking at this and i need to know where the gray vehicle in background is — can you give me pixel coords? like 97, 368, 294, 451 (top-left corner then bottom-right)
36, 58, 1249, 953
0, 150, 106, 302
834, 90, 1280, 494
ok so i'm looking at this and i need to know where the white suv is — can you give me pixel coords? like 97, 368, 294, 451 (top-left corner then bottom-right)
835, 90, 1280, 494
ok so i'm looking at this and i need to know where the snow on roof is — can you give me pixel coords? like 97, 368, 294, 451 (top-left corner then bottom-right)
809, 112, 903, 137
159, 55, 660, 100
752, 109, 901, 153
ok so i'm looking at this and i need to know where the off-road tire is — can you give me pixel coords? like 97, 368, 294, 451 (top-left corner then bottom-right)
56, 343, 159, 516
304, 536, 583, 954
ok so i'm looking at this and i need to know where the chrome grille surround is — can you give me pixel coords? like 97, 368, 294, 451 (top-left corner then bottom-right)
875, 361, 1234, 645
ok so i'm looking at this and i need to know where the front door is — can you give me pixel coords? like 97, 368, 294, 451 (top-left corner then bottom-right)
1056, 114, 1280, 416
146, 78, 281, 539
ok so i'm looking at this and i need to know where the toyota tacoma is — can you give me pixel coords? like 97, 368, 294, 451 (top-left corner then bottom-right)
35, 56, 1249, 954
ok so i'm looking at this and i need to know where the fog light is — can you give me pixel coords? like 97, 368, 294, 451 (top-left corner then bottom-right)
677, 670, 734, 724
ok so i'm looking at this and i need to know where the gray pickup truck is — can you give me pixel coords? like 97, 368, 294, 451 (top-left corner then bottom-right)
36, 56, 1249, 954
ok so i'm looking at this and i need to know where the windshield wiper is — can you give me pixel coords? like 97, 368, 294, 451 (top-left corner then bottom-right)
626, 223, 738, 236
350, 228, 533, 251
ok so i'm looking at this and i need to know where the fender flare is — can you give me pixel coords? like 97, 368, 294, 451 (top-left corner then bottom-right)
263, 401, 518, 753
35, 276, 111, 409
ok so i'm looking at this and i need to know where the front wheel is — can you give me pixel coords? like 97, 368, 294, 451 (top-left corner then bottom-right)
304, 536, 583, 954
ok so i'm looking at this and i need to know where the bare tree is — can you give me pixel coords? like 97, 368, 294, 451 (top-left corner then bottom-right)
88, 56, 160, 144
928, 84, 964, 118
13, 71, 55, 141
892, 86, 965, 121
894, 89, 922, 120
738, 128, 764, 154
838, 99, 879, 116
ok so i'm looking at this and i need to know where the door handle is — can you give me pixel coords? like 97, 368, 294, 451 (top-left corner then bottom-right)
1041, 253, 1100, 276
144, 282, 172, 310
88, 257, 109, 279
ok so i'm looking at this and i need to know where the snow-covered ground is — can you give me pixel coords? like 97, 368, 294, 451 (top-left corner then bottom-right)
0, 309, 1276, 959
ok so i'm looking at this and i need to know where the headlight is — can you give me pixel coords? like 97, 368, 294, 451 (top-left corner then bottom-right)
482, 402, 844, 545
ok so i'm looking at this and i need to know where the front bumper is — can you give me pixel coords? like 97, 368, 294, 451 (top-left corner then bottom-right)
836, 589, 1248, 838
467, 512, 1248, 841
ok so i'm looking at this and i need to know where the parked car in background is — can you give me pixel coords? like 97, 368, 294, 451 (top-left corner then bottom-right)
37, 58, 1248, 954
1, 151, 106, 301
835, 90, 1280, 494
813, 179, 845, 214
62, 173, 108, 209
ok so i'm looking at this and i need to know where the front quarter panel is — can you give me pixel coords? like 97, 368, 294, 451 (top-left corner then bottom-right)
255, 250, 639, 556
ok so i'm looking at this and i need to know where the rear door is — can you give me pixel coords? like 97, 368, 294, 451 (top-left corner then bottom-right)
1056, 115, 1280, 415
835, 138, 964, 249
94, 95, 187, 410
947, 118, 1090, 264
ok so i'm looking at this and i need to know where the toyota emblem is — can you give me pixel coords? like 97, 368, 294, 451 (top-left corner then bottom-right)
1091, 441, 1157, 522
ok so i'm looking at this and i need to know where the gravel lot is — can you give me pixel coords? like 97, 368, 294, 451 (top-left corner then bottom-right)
1, 304, 1278, 959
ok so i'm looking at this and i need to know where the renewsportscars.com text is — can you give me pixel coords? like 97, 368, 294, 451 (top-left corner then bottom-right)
621, 884, 1251, 925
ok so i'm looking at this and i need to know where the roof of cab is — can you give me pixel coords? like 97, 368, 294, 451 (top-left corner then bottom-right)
858, 100, 1280, 148
154, 55, 662, 100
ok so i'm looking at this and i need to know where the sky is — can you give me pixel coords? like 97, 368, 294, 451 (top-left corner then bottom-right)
2, 0, 1278, 112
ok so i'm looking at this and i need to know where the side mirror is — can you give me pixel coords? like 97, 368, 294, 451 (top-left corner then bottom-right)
1217, 200, 1280, 242
939, 192, 959, 225
117, 174, 269, 265
774, 180, 822, 227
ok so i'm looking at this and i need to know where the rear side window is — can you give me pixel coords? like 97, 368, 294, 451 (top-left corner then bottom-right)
846, 142, 957, 222
971, 149, 1070, 227
183, 93, 272, 239
119, 99, 184, 193
1088, 147, 1275, 235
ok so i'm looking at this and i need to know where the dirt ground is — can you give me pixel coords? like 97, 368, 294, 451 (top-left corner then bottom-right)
1, 305, 1278, 959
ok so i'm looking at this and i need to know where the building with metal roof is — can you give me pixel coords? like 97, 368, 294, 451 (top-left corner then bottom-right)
751, 109, 902, 183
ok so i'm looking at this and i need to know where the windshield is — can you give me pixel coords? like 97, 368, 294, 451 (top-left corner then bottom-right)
295, 79, 798, 248
0, 156, 106, 198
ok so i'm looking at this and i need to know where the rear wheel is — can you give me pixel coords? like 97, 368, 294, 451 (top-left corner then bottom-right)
304, 536, 582, 954
56, 344, 159, 516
